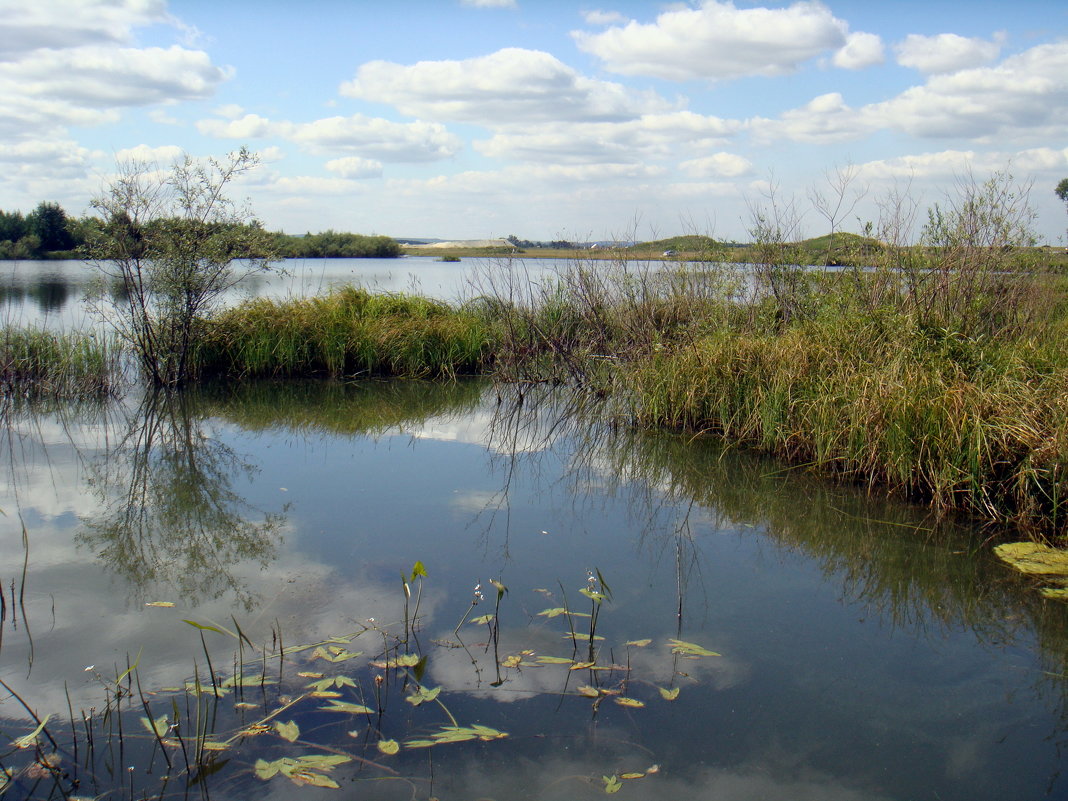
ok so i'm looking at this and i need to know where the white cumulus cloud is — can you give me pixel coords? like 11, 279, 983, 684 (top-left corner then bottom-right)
572, 0, 853, 81
833, 31, 885, 70
680, 152, 753, 178
341, 48, 669, 124
895, 32, 1004, 75
325, 156, 384, 179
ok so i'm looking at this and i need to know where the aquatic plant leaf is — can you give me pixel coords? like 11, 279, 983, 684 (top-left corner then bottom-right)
312, 646, 362, 663
320, 700, 374, 715
626, 639, 652, 647
410, 561, 428, 581
603, 775, 622, 794
199, 741, 230, 751
577, 685, 600, 698
310, 690, 342, 698
297, 671, 324, 678
254, 759, 280, 780
539, 607, 568, 618
570, 661, 596, 670
289, 768, 339, 789
621, 772, 646, 780
471, 724, 507, 740
658, 686, 681, 701
564, 633, 605, 641
471, 614, 495, 625
145, 601, 175, 607
222, 673, 274, 688
405, 739, 436, 748
406, 686, 441, 706
14, 715, 51, 749
296, 755, 351, 768
668, 639, 720, 657
141, 714, 169, 738
489, 579, 507, 599
537, 655, 574, 664
377, 739, 400, 755
579, 588, 606, 603
275, 720, 300, 742
502, 655, 523, 668
181, 619, 236, 638
615, 697, 645, 708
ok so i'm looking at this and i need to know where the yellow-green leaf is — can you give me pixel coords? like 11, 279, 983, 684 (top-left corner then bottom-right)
275, 720, 300, 742
603, 775, 622, 794
577, 685, 600, 698
625, 638, 652, 647
377, 739, 400, 755
140, 714, 169, 738
615, 696, 645, 708
658, 686, 680, 701
668, 638, 720, 657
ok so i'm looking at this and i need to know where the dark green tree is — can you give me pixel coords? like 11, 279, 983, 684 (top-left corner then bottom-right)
0, 209, 27, 244
27, 201, 74, 252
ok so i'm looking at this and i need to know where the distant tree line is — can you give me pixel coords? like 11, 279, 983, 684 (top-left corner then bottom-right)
0, 200, 400, 260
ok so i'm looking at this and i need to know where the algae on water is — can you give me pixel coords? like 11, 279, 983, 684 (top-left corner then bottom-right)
994, 542, 1068, 601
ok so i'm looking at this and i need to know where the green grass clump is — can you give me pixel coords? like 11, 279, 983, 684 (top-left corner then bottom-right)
628, 311, 1068, 533
0, 327, 119, 397
196, 286, 494, 379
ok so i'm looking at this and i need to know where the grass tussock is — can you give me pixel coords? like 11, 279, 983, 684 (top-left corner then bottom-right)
196, 286, 493, 379
0, 327, 119, 397
628, 311, 1068, 534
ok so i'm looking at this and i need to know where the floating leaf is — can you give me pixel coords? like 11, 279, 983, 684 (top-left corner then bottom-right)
406, 686, 441, 706
615, 697, 645, 708
145, 601, 174, 607
14, 715, 51, 749
199, 740, 230, 751
470, 614, 495, 625
377, 739, 400, 755
370, 653, 421, 669
603, 775, 622, 794
621, 772, 645, 780
564, 633, 604, 641
658, 686, 680, 701
320, 700, 374, 715
570, 661, 596, 670
538, 607, 568, 618
501, 655, 523, 668
625, 639, 652, 647
222, 673, 274, 688
577, 685, 600, 698
140, 714, 169, 738
312, 646, 362, 663
536, 655, 574, 664
289, 768, 340, 789
668, 639, 721, 657
297, 671, 324, 678
405, 724, 508, 749
275, 720, 300, 742
254, 759, 280, 780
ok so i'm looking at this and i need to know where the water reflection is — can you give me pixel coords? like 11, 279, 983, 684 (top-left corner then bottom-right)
0, 379, 1066, 800
76, 391, 285, 610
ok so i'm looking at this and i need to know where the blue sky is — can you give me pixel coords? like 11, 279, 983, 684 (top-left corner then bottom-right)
2, 0, 1066, 242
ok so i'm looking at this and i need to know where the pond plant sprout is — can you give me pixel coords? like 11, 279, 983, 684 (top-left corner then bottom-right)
0, 564, 721, 799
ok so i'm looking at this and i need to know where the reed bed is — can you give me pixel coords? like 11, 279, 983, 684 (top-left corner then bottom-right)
627, 311, 1068, 535
0, 326, 119, 397
195, 286, 494, 379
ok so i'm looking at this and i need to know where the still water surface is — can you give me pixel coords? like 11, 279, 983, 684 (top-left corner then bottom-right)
0, 257, 557, 329
1, 379, 1066, 800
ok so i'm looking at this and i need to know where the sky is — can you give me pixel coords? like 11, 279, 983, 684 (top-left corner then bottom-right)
1, 0, 1066, 243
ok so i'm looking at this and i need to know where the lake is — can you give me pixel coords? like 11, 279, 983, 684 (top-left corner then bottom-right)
0, 256, 563, 330
0, 377, 1065, 800
0, 259, 1066, 800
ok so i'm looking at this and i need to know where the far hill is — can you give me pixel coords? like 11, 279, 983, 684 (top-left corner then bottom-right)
633, 235, 724, 253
